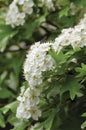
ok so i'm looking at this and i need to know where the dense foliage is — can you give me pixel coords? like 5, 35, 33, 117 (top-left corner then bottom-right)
0, 0, 86, 130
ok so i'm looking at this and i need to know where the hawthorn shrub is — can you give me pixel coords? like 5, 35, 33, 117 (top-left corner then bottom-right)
0, 0, 86, 130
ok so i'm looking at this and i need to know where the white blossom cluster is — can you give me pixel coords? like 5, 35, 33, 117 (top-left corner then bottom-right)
6, 0, 34, 27
53, 13, 86, 51
16, 42, 55, 120
16, 14, 86, 121
16, 87, 42, 120
6, 0, 80, 27
6, 0, 55, 27
6, 0, 55, 28
24, 42, 55, 87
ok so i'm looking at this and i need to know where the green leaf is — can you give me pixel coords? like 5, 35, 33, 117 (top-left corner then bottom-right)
44, 110, 56, 130
35, 109, 56, 130
82, 112, 86, 117
61, 77, 83, 100
81, 121, 86, 129
23, 81, 29, 89
59, 6, 70, 18
0, 112, 5, 128
0, 71, 7, 85
11, 54, 25, 88
0, 8, 6, 24
49, 49, 68, 65
51, 115, 62, 130
1, 101, 18, 114
0, 24, 17, 52
58, 0, 70, 6
74, 0, 86, 8
75, 63, 86, 78
0, 88, 14, 99
8, 115, 29, 130
60, 17, 75, 27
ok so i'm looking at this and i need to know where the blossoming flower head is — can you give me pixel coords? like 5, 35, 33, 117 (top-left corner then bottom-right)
24, 42, 55, 88
53, 13, 86, 51
16, 41, 56, 120
6, 0, 34, 27
16, 87, 42, 120
16, 14, 86, 121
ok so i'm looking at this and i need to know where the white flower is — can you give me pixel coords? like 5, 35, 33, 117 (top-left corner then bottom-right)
6, 0, 34, 27
6, 1, 25, 27
24, 88, 40, 106
16, 102, 31, 119
22, 1, 34, 14
38, 0, 54, 10
70, 34, 82, 49
6, 2, 19, 27
16, 102, 41, 120
30, 106, 42, 120
9, 2, 18, 13
15, 12, 25, 26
